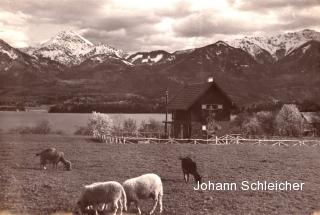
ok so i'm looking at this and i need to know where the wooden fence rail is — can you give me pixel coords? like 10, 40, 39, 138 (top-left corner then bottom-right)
99, 134, 320, 147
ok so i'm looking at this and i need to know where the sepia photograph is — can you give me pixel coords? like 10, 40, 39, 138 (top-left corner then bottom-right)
0, 0, 320, 214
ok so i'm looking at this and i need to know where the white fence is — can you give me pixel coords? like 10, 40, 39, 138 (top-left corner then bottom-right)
100, 134, 320, 147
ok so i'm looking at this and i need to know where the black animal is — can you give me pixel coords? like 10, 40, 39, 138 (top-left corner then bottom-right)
179, 156, 202, 183
36, 148, 72, 171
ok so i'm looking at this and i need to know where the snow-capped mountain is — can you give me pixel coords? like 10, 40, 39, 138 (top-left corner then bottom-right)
228, 29, 320, 61
2, 29, 320, 109
0, 38, 43, 73
76, 53, 133, 72
278, 40, 320, 74
24, 31, 125, 66
163, 40, 259, 77
83, 43, 125, 59
0, 38, 66, 87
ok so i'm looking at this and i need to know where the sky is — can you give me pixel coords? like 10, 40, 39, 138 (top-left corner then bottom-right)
0, 0, 320, 52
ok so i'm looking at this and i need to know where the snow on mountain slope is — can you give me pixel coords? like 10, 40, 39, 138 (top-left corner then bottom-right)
84, 43, 125, 59
24, 31, 125, 66
228, 29, 320, 61
127, 50, 174, 65
0, 39, 37, 72
0, 38, 65, 76
1, 48, 18, 60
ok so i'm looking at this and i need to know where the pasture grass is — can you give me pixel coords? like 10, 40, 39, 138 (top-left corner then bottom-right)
0, 134, 320, 215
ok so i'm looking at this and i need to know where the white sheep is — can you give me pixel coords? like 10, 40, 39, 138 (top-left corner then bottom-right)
36, 148, 72, 171
123, 173, 163, 215
73, 181, 127, 215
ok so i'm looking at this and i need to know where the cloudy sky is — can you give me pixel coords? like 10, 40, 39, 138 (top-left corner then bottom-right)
0, 0, 320, 52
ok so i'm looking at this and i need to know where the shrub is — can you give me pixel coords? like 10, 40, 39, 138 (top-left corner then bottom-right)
256, 111, 276, 135
112, 115, 124, 135
231, 111, 276, 136
139, 119, 163, 137
53, 130, 65, 135
9, 120, 53, 135
206, 112, 221, 136
32, 120, 52, 134
275, 104, 304, 136
74, 126, 91, 135
241, 116, 262, 135
123, 118, 137, 134
88, 112, 113, 140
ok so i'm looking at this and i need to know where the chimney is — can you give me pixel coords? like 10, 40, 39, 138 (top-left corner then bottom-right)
207, 76, 214, 83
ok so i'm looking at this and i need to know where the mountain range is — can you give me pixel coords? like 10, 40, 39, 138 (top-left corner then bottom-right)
0, 29, 319, 112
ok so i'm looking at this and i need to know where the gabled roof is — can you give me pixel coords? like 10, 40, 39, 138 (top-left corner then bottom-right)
168, 82, 232, 110
301, 112, 320, 124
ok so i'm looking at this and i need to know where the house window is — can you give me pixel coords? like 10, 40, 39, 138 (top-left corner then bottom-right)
201, 104, 223, 110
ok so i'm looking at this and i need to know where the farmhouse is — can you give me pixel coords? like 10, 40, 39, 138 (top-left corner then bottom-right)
301, 112, 320, 136
168, 78, 233, 138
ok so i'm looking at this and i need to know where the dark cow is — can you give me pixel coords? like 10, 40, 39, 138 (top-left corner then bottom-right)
179, 156, 202, 183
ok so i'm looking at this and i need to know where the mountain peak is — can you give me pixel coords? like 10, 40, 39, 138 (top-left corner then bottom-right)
215, 40, 230, 47
227, 29, 320, 61
24, 31, 125, 66
43, 30, 94, 47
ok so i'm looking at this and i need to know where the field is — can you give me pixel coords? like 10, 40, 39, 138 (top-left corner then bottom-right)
1, 134, 320, 215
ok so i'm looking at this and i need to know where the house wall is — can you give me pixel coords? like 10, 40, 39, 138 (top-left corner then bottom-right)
170, 85, 232, 138
172, 110, 191, 138
190, 85, 231, 124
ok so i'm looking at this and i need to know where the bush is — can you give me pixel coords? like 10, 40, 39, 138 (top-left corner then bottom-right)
74, 126, 91, 135
123, 118, 138, 134
33, 120, 52, 134
275, 104, 304, 136
256, 111, 276, 135
10, 120, 54, 135
231, 111, 276, 136
241, 116, 262, 135
88, 112, 113, 140
206, 112, 221, 136
139, 119, 163, 137
53, 130, 65, 135
112, 115, 124, 135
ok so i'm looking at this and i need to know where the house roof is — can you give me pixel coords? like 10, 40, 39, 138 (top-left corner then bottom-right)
301, 112, 320, 124
168, 82, 232, 110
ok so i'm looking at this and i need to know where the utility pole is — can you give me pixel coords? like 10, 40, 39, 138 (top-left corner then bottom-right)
165, 88, 168, 138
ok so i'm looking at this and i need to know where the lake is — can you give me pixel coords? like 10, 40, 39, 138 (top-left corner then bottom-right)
0, 112, 171, 134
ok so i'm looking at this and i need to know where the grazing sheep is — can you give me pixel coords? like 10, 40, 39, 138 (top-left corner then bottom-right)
179, 156, 202, 184
36, 148, 72, 171
73, 181, 127, 215
123, 173, 163, 215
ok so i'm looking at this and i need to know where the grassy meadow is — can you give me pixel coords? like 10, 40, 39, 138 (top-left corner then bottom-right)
0, 134, 320, 215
